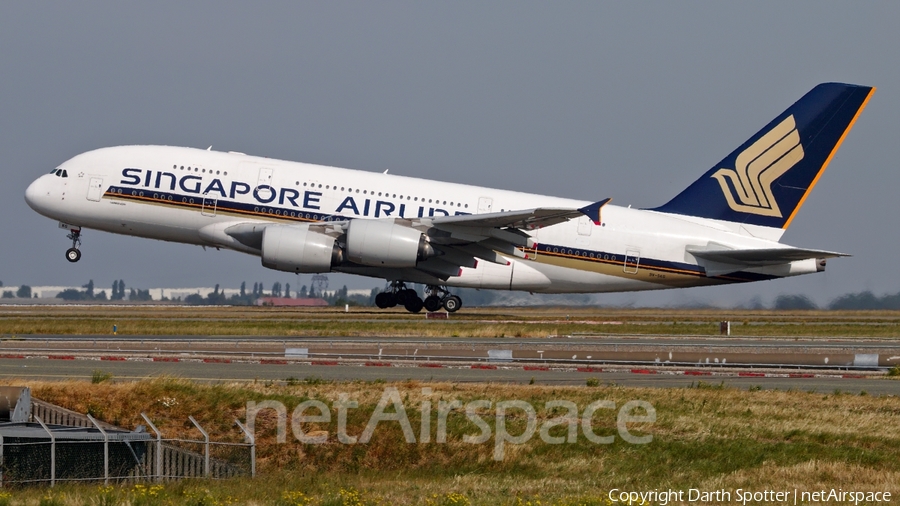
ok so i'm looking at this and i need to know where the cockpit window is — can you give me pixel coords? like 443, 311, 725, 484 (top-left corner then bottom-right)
61, 170, 68, 178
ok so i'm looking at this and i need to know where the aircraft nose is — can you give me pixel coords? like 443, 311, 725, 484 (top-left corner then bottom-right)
24, 175, 50, 212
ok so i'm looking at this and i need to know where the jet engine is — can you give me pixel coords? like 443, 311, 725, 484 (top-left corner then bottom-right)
345, 219, 435, 268
261, 224, 343, 273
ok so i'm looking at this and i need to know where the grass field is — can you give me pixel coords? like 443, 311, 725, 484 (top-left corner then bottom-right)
3, 306, 900, 338
0, 377, 898, 505
2, 307, 899, 504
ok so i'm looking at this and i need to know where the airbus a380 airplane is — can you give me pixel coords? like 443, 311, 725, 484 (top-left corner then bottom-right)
25, 83, 873, 312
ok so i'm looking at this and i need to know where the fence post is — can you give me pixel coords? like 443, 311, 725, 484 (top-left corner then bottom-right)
234, 418, 255, 478
141, 413, 163, 482
35, 416, 55, 487
188, 416, 209, 478
87, 414, 109, 485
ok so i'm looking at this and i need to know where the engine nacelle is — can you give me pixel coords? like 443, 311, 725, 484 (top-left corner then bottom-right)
261, 224, 343, 273
345, 219, 434, 268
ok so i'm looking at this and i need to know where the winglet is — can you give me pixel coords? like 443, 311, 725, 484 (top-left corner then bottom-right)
578, 198, 612, 225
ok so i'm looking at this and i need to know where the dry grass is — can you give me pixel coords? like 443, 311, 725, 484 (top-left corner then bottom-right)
0, 377, 895, 504
3, 306, 900, 338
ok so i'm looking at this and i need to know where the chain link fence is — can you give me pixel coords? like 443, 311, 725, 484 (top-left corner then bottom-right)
1, 395, 255, 487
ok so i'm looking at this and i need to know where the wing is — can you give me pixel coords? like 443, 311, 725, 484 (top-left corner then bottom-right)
406, 199, 611, 278
427, 198, 611, 230
198, 199, 612, 281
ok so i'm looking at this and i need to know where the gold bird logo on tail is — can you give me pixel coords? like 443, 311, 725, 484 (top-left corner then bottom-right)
711, 115, 804, 217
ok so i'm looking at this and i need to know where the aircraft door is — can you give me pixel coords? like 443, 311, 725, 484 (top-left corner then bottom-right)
577, 215, 592, 236
624, 249, 640, 274
201, 194, 217, 217
255, 167, 276, 203
257, 168, 273, 187
86, 178, 103, 202
477, 197, 493, 214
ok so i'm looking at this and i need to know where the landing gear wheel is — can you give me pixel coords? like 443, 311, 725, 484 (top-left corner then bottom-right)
375, 292, 391, 309
398, 288, 418, 305
404, 296, 424, 313
442, 295, 462, 313
423, 295, 443, 312
65, 248, 81, 263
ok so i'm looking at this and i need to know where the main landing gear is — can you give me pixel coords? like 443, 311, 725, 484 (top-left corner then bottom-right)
65, 228, 82, 263
423, 285, 462, 313
374, 282, 462, 313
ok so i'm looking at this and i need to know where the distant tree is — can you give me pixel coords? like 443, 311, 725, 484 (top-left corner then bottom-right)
240, 281, 246, 297
184, 293, 205, 305
207, 284, 226, 304
0, 280, 3, 287
3, 291, 16, 298
773, 294, 817, 310
95, 290, 108, 301
829, 290, 900, 310
16, 285, 31, 299
83, 280, 95, 299
131, 288, 152, 302
57, 288, 85, 301
744, 295, 765, 310
111, 280, 125, 301
299, 285, 308, 298
272, 282, 282, 297
284, 283, 291, 298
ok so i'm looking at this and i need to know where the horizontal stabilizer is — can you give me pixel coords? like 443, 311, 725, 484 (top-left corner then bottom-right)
687, 246, 849, 266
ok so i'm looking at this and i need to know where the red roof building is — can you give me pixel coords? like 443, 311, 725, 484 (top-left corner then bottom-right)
255, 297, 329, 307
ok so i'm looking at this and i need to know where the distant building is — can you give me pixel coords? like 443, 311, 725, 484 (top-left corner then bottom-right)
256, 297, 329, 307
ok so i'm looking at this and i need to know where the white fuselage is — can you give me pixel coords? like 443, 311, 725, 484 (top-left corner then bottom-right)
25, 145, 818, 293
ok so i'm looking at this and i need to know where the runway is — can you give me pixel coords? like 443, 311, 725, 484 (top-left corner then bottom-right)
3, 334, 899, 368
1, 357, 896, 395
1, 334, 899, 395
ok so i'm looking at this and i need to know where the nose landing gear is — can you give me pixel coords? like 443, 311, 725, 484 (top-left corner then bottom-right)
65, 228, 82, 263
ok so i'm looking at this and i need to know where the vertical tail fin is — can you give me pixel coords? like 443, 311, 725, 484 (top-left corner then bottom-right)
652, 83, 874, 230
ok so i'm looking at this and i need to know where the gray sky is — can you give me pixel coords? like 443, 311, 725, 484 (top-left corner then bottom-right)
2, 2, 898, 306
